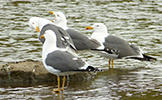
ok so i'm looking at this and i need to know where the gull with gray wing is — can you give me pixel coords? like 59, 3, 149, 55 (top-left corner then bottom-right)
41, 29, 100, 93
48, 11, 101, 50
29, 17, 77, 55
86, 23, 157, 69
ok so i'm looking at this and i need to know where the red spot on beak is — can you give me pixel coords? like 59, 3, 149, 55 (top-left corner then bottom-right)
85, 26, 93, 30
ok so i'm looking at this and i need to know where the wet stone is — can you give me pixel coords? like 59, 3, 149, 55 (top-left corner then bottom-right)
0, 60, 96, 84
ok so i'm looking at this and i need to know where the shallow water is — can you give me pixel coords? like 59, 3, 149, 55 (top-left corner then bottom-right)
0, 0, 162, 99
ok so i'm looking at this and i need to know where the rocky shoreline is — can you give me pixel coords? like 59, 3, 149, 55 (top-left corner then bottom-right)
0, 60, 97, 84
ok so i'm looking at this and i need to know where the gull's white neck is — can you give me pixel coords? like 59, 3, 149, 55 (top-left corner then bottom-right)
42, 39, 57, 60
91, 30, 109, 44
55, 19, 68, 30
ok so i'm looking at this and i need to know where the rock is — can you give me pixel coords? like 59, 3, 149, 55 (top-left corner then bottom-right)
0, 60, 96, 84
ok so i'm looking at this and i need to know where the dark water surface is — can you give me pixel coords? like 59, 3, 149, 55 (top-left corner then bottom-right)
0, 0, 162, 99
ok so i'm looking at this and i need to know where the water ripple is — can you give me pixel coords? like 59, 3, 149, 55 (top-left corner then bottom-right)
0, 0, 162, 99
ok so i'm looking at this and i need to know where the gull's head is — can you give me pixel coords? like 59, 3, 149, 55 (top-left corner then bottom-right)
49, 11, 67, 24
29, 17, 53, 32
85, 23, 107, 33
29, 17, 40, 32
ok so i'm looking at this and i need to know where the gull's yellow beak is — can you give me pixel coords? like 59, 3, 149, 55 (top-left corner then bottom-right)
36, 26, 40, 32
48, 11, 55, 15
48, 11, 56, 22
40, 35, 44, 39
85, 26, 93, 30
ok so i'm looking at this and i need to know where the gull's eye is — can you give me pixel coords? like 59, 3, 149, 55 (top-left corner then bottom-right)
32, 22, 34, 24
57, 15, 59, 17
97, 25, 99, 27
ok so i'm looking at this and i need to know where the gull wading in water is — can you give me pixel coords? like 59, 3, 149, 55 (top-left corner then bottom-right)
85, 23, 157, 69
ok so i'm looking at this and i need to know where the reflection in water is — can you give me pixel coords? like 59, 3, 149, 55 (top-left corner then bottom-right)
0, 68, 162, 99
0, 0, 162, 99
53, 92, 65, 100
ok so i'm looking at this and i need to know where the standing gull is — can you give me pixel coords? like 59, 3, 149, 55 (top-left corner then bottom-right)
29, 17, 77, 55
48, 11, 101, 50
40, 29, 100, 93
85, 23, 157, 68
48, 11, 120, 66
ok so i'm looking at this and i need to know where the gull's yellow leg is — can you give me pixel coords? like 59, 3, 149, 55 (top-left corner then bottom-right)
61, 76, 66, 91
108, 59, 111, 69
112, 60, 114, 69
53, 76, 61, 93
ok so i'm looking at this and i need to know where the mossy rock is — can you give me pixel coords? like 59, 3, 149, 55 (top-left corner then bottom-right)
0, 60, 96, 84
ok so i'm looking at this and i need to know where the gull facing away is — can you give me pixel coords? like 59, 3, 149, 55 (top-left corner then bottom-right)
85, 23, 157, 69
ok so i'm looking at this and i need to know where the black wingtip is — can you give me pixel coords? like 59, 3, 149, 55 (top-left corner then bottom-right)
142, 54, 157, 62
129, 54, 157, 62
86, 66, 103, 72
91, 48, 120, 55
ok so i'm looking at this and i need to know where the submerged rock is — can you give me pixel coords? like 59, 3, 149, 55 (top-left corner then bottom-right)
0, 60, 96, 84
